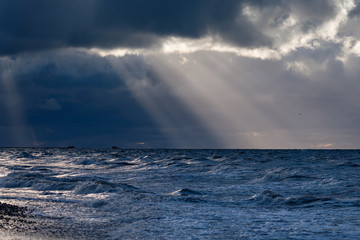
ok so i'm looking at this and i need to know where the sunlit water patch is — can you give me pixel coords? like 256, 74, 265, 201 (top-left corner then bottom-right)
0, 148, 359, 239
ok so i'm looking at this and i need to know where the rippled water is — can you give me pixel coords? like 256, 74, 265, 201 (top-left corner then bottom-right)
0, 148, 359, 239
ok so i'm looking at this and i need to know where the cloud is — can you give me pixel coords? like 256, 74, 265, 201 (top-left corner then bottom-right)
315, 143, 334, 148
0, 0, 243, 55
0, 0, 346, 57
349, 1, 360, 17
87, 1, 358, 61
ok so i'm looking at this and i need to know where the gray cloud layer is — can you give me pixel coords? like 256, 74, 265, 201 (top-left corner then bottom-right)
0, 0, 341, 55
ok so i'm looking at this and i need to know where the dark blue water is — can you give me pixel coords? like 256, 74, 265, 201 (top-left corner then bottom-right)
0, 148, 359, 239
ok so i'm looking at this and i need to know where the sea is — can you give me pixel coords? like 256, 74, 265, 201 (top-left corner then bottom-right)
0, 148, 359, 240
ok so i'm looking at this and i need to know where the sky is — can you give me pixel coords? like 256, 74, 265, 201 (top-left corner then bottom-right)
1, 0, 360, 148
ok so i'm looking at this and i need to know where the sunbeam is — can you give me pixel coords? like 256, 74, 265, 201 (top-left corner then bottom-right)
107, 56, 221, 148
146, 52, 298, 148
0, 58, 31, 146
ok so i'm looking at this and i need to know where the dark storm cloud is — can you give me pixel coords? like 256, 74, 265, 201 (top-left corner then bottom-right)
0, 0, 245, 54
0, 0, 337, 55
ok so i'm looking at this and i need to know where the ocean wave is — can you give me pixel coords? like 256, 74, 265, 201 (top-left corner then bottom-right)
170, 188, 202, 196
256, 167, 317, 182
249, 190, 284, 205
249, 190, 334, 207
73, 180, 139, 195
336, 161, 360, 167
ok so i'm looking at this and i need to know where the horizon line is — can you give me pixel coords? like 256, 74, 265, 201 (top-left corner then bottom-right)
0, 146, 359, 150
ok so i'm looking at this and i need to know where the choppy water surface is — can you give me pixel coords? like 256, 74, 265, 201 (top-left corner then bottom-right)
0, 148, 359, 239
